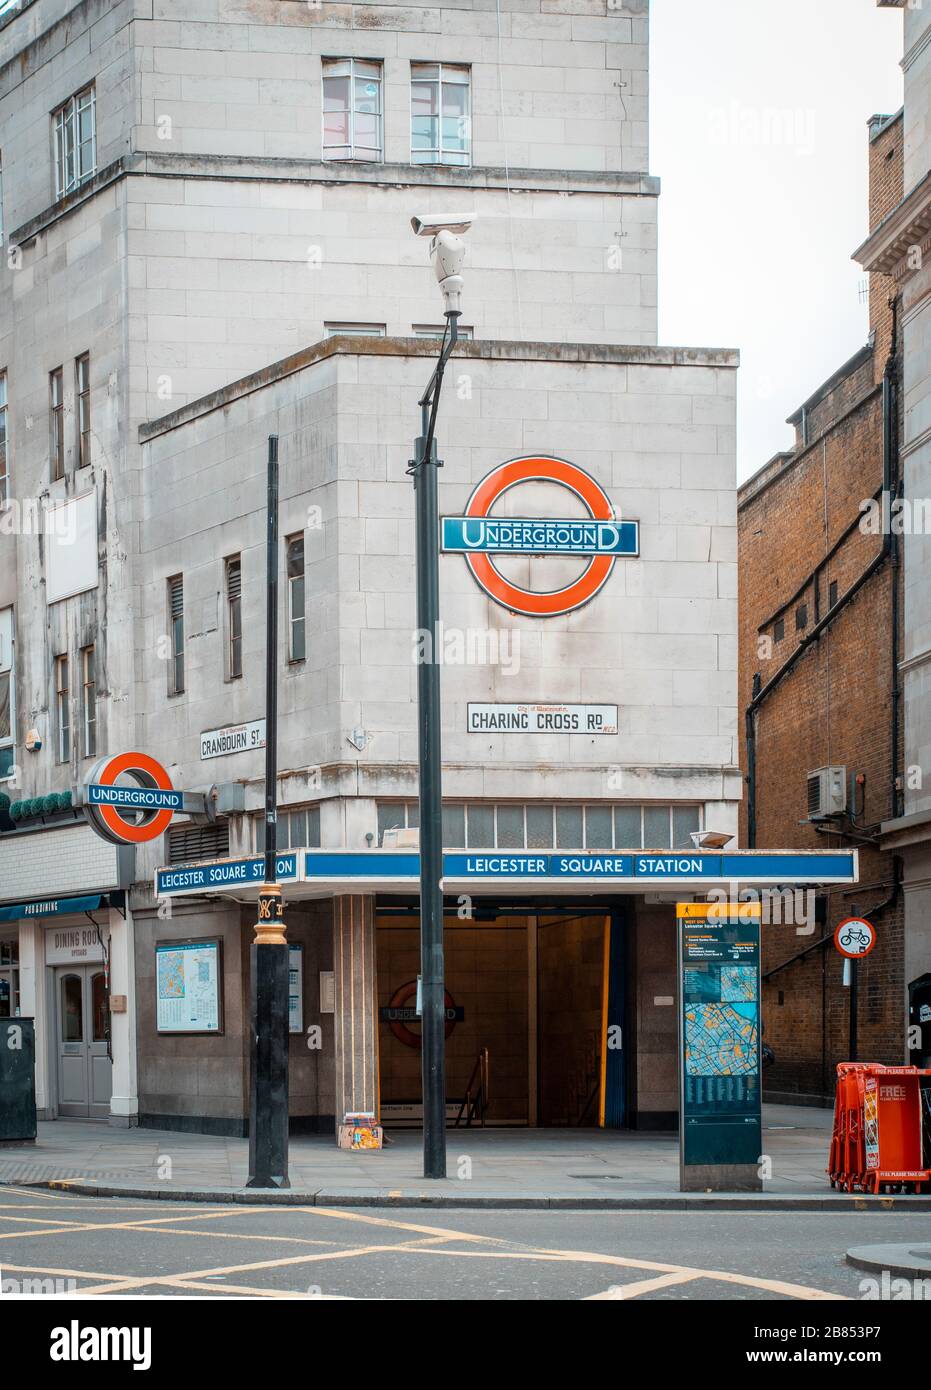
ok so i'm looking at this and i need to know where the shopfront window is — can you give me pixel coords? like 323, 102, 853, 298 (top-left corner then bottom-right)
0, 937, 18, 1017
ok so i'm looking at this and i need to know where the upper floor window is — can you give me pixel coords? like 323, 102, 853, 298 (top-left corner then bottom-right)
226, 556, 242, 680
413, 325, 473, 340
49, 367, 64, 481
322, 58, 383, 162
168, 575, 184, 695
81, 644, 96, 759
254, 805, 321, 853
0, 607, 12, 782
0, 372, 8, 505
55, 653, 70, 763
411, 63, 471, 166
53, 86, 97, 200
287, 535, 305, 663
324, 323, 385, 338
75, 353, 90, 468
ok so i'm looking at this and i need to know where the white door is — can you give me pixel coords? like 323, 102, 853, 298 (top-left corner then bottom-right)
56, 965, 111, 1119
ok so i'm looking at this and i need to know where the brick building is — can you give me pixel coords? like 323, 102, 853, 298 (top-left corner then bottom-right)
738, 110, 905, 1104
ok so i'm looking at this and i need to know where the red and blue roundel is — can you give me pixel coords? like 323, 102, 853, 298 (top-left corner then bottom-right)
441, 455, 638, 618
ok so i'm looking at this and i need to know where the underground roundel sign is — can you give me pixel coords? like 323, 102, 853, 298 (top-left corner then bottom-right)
441, 455, 639, 618
83, 752, 182, 846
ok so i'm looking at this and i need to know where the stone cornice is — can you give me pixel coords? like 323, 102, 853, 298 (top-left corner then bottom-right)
852, 166, 931, 278
140, 337, 739, 443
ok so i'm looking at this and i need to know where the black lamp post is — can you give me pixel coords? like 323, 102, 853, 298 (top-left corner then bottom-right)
247, 433, 290, 1188
410, 312, 460, 1181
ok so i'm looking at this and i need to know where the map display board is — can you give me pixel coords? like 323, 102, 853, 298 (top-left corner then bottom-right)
156, 940, 222, 1034
678, 903, 761, 1170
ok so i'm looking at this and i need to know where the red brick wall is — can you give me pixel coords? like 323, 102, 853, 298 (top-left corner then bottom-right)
736, 119, 905, 1102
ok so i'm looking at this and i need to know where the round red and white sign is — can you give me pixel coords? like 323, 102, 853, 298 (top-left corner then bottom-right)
83, 751, 178, 846
447, 455, 636, 618
834, 917, 877, 959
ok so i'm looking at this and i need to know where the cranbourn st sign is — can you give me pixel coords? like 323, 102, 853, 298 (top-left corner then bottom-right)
442, 455, 638, 618
200, 719, 266, 761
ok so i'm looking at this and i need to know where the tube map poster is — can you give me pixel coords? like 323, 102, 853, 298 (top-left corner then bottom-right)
156, 941, 220, 1033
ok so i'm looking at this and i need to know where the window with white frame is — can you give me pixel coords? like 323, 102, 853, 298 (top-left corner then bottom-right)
75, 353, 90, 468
411, 63, 471, 166
287, 535, 305, 663
254, 805, 321, 853
0, 372, 8, 506
322, 58, 383, 161
49, 367, 64, 481
412, 325, 473, 340
376, 802, 702, 850
0, 607, 13, 782
81, 644, 96, 759
324, 323, 386, 338
55, 653, 70, 763
53, 86, 96, 200
168, 575, 184, 695
226, 556, 242, 679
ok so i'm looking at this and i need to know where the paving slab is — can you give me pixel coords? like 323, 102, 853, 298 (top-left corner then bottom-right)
3, 1104, 930, 1209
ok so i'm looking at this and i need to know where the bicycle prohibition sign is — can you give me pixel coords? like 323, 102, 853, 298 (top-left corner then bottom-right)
834, 916, 877, 959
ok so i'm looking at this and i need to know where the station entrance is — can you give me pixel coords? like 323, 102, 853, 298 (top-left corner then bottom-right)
376, 908, 626, 1128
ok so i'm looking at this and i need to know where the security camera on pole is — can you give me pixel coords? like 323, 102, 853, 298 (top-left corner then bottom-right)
409, 212, 473, 1180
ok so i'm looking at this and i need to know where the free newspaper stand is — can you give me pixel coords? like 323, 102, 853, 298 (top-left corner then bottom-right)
829, 1062, 931, 1194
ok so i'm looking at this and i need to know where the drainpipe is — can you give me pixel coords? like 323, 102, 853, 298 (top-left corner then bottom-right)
885, 296, 901, 820
746, 673, 761, 848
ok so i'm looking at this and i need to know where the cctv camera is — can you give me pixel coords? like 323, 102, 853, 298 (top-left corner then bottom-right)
410, 213, 475, 237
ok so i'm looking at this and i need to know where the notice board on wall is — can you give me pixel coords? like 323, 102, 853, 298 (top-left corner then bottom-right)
156, 939, 222, 1034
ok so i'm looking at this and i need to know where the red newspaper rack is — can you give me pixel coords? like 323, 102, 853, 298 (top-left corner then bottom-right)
828, 1062, 931, 1194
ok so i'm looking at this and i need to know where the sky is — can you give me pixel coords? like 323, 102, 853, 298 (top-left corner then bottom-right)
650, 0, 905, 482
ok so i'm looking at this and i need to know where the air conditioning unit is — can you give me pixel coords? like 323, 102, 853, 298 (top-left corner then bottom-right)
382, 827, 420, 849
806, 766, 846, 820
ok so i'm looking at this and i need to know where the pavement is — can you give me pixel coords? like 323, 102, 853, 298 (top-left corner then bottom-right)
3, 1103, 930, 1209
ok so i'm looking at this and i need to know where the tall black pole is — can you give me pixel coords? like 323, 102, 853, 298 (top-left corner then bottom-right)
247, 433, 290, 1188
412, 315, 458, 1179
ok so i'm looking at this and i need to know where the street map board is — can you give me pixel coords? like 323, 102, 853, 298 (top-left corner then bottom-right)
678, 903, 762, 1171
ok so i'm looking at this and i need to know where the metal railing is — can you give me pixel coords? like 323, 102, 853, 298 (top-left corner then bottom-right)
454, 1047, 490, 1127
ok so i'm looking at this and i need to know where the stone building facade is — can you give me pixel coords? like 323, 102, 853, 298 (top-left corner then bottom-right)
0, 1, 854, 1137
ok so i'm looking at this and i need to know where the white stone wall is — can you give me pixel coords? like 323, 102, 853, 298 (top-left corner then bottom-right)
134, 340, 739, 879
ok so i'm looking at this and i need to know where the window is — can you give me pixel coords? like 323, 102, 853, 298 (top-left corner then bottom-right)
55, 654, 69, 763
0, 671, 11, 781
324, 323, 386, 338
773, 617, 785, 642
287, 535, 305, 662
81, 645, 96, 759
226, 556, 242, 679
168, 576, 184, 695
411, 63, 471, 166
375, 802, 702, 849
0, 372, 8, 505
0, 938, 20, 1018
50, 367, 64, 481
53, 86, 96, 199
75, 354, 90, 468
412, 325, 473, 340
322, 58, 383, 161
254, 805, 321, 853
796, 603, 808, 631
828, 579, 838, 609
0, 607, 12, 781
